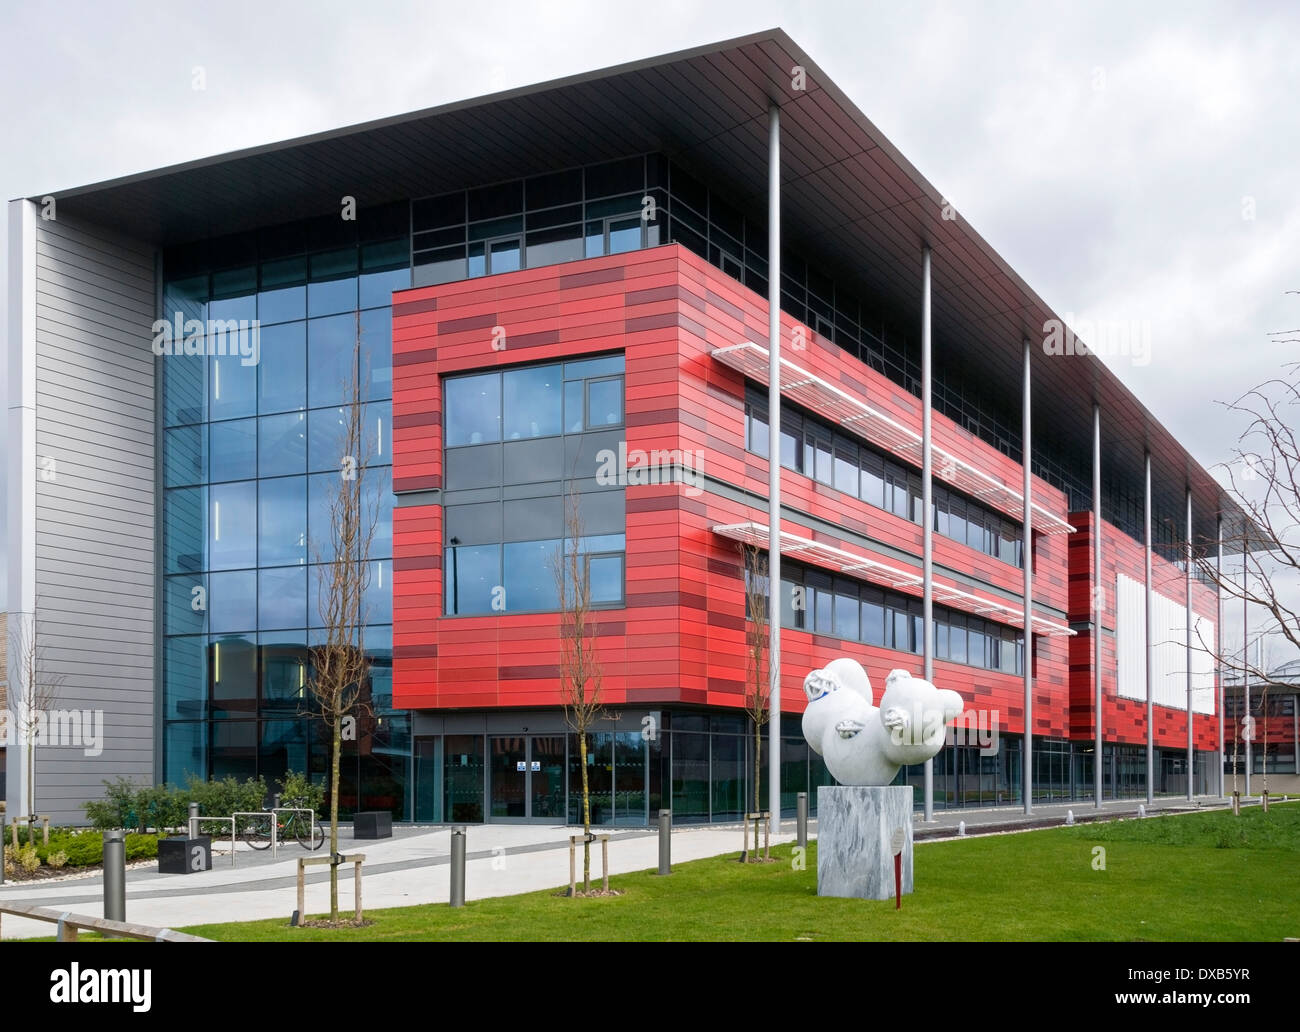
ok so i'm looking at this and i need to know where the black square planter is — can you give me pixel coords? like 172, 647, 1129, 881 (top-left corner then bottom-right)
158, 836, 212, 874
353, 811, 392, 839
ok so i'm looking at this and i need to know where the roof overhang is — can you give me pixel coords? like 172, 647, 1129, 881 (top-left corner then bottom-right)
25, 27, 1257, 552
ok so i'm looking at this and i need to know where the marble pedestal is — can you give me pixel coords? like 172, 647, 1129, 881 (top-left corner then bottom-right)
816, 785, 913, 900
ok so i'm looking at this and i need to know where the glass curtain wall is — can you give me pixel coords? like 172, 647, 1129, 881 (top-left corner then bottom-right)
161, 203, 407, 817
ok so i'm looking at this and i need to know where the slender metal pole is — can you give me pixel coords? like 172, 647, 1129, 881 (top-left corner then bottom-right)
1022, 338, 1033, 815
657, 809, 671, 874
1216, 515, 1225, 798
1144, 452, 1154, 806
796, 791, 808, 848
766, 102, 782, 837
1093, 403, 1103, 807
1185, 489, 1194, 800
1243, 557, 1251, 796
921, 246, 935, 821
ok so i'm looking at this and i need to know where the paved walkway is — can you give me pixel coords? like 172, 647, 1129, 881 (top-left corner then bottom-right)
0, 794, 1246, 939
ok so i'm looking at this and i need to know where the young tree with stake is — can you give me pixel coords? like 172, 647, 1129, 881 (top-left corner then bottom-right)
552, 490, 607, 895
308, 327, 378, 923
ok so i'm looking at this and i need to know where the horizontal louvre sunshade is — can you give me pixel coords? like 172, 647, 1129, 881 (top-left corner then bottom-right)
712, 342, 1075, 535
712, 520, 1075, 637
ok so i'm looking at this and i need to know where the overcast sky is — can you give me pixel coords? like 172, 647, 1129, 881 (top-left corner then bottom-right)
1, 0, 1295, 658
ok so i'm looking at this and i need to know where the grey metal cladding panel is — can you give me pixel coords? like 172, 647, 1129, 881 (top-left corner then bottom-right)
33, 214, 157, 800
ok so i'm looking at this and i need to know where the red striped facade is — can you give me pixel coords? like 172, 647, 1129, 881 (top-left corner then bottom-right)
390, 244, 1220, 751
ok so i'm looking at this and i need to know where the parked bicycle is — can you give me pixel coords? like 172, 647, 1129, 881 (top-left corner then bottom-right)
240, 808, 324, 851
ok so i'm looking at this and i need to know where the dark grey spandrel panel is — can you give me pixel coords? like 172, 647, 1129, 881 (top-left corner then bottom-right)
504, 495, 562, 541
503, 436, 563, 485
444, 442, 501, 490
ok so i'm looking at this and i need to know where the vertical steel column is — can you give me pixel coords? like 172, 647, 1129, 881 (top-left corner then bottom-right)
1216, 515, 1224, 797
766, 103, 782, 837
1243, 559, 1251, 796
1144, 453, 1154, 806
1093, 403, 1103, 806
921, 247, 935, 822
1185, 488, 1194, 800
1022, 338, 1033, 815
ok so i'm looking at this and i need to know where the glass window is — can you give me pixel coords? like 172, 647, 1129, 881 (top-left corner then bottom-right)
209, 418, 257, 483
164, 486, 206, 574
445, 544, 500, 615
588, 554, 624, 604
258, 321, 306, 414
308, 314, 358, 409
412, 245, 465, 287
308, 249, 358, 317
504, 539, 559, 612
258, 257, 307, 324
210, 267, 256, 322
834, 579, 859, 640
259, 412, 307, 478
165, 574, 206, 636
586, 377, 624, 428
164, 425, 206, 487
258, 475, 307, 567
210, 633, 257, 718
259, 565, 307, 630
359, 240, 410, 309
364, 560, 393, 625
834, 441, 858, 495
210, 349, 258, 422
781, 576, 802, 630
949, 614, 968, 664
445, 372, 501, 446
209, 481, 256, 571
208, 570, 257, 633
489, 237, 521, 274
861, 589, 885, 647
359, 307, 393, 402
608, 216, 641, 255
525, 224, 583, 267
308, 406, 350, 474
503, 364, 562, 440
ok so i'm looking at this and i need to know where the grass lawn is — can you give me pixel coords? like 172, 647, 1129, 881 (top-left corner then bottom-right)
181, 802, 1300, 942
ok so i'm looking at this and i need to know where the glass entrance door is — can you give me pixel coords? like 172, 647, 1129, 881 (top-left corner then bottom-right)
529, 736, 566, 819
490, 736, 528, 818
491, 735, 567, 821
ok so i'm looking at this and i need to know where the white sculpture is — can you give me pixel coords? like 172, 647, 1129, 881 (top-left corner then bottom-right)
802, 658, 964, 786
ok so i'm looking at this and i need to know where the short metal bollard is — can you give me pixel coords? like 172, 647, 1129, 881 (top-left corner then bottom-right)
796, 792, 808, 848
657, 808, 672, 875
449, 826, 466, 907
103, 830, 126, 924
188, 802, 200, 841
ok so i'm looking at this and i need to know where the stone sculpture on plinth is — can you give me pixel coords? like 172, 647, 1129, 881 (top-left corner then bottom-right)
803, 657, 963, 900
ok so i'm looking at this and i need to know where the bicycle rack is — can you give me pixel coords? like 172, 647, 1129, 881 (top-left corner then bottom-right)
269, 808, 320, 859
193, 816, 238, 868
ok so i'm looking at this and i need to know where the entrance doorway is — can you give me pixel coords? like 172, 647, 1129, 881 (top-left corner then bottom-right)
490, 735, 566, 821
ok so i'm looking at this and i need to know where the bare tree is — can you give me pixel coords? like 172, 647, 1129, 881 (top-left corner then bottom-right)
9, 610, 63, 845
307, 326, 379, 923
551, 490, 607, 895
741, 542, 770, 860
1192, 358, 1300, 804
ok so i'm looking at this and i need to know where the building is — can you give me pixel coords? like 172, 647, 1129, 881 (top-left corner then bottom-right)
1223, 659, 1300, 796
6, 29, 1256, 825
